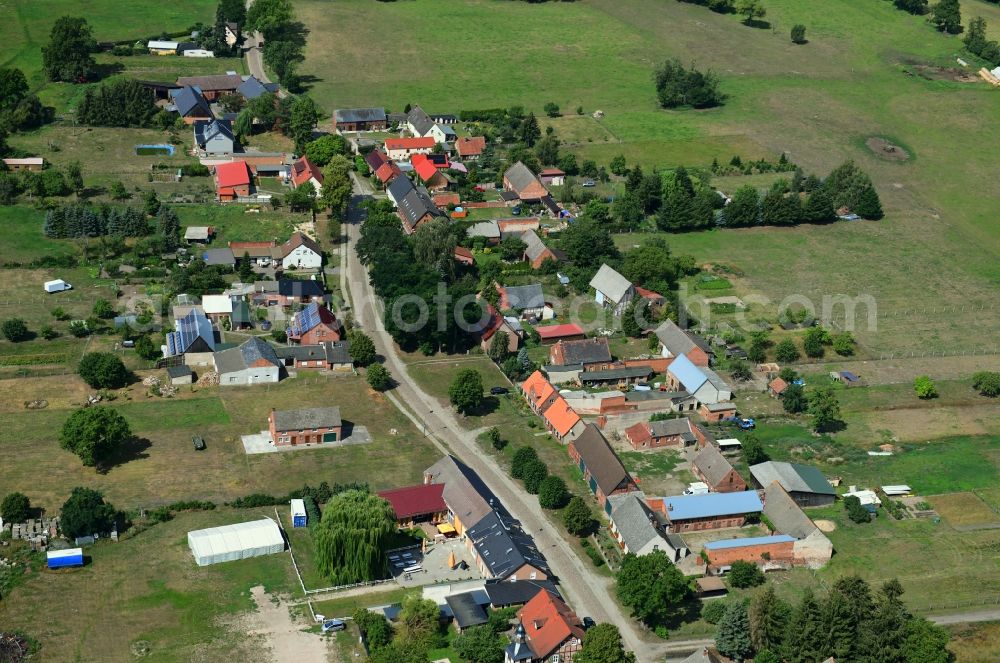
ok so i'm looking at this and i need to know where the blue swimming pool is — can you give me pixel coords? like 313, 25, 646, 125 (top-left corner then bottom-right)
135, 144, 175, 156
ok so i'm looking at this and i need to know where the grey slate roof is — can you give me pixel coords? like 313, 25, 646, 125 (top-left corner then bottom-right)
466, 221, 501, 239
194, 119, 234, 147
557, 337, 612, 365
275, 341, 351, 364
502, 283, 545, 311
445, 593, 488, 629
750, 462, 835, 496
203, 248, 235, 266
466, 509, 550, 579
762, 482, 817, 539
171, 86, 212, 117
572, 424, 634, 495
609, 492, 665, 553
654, 319, 704, 356
214, 336, 282, 374
580, 366, 653, 381
335, 107, 387, 124
406, 105, 435, 136
272, 406, 342, 432
692, 443, 737, 486
237, 75, 278, 100
503, 161, 542, 196
425, 455, 497, 532
387, 174, 414, 203
176, 74, 242, 91
483, 579, 561, 608
398, 186, 442, 230
520, 230, 551, 262
589, 264, 633, 305
648, 418, 696, 439
166, 365, 193, 378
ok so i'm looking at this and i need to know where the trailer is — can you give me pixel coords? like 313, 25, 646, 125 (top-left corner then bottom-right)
47, 548, 84, 569
290, 498, 307, 528
44, 279, 73, 293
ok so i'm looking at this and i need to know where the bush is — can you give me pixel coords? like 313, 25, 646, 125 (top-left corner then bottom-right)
1, 318, 30, 342
914, 375, 937, 399
844, 495, 871, 523
774, 339, 799, 363
366, 364, 392, 391
510, 446, 538, 479
702, 600, 729, 624
972, 371, 1000, 397
563, 496, 596, 536
790, 24, 807, 43
77, 352, 129, 389
727, 560, 765, 588
655, 58, 724, 109
537, 476, 569, 509
521, 459, 549, 494
1, 492, 31, 523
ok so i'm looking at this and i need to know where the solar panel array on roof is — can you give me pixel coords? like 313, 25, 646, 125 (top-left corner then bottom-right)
288, 302, 323, 337
166, 310, 215, 356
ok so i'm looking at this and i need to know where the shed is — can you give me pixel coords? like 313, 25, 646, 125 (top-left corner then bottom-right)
445, 592, 489, 631
716, 438, 742, 451
290, 499, 307, 528
187, 518, 284, 566
47, 548, 84, 569
695, 576, 728, 597
167, 364, 194, 385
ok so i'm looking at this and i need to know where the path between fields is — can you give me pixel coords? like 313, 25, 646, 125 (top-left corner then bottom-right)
342, 189, 674, 661
246, 586, 334, 663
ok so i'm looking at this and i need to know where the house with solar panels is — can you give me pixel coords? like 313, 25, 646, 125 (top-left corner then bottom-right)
287, 302, 342, 345
164, 309, 216, 364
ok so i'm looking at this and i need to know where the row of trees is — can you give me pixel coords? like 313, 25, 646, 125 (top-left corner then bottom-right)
43, 203, 151, 239
76, 78, 158, 128
890, 0, 962, 34
0, 166, 81, 205
712, 577, 951, 663
246, 0, 308, 91
4, 486, 120, 538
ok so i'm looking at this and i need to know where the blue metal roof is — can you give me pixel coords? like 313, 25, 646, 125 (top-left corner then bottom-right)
703, 534, 795, 550
662, 491, 762, 521
669, 353, 707, 392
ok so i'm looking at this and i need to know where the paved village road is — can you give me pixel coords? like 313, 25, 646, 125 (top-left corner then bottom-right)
243, 0, 273, 86
341, 193, 672, 661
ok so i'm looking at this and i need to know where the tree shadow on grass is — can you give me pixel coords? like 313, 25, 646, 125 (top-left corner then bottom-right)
97, 436, 152, 474
663, 597, 706, 630
93, 62, 125, 81
465, 396, 500, 418
744, 19, 772, 29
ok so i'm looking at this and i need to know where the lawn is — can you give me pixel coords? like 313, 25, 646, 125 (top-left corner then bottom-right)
176, 205, 302, 244
0, 507, 297, 662
0, 372, 441, 509
929, 491, 1000, 530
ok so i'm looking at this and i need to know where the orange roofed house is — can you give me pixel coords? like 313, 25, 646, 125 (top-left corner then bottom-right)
505, 591, 585, 663
456, 136, 487, 160
521, 370, 558, 415
290, 156, 323, 193
540, 395, 584, 443
214, 160, 253, 201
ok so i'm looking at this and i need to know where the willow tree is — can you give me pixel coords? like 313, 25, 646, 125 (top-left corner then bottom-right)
312, 490, 397, 584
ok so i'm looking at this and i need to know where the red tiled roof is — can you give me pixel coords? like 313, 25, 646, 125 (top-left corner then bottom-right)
375, 161, 401, 184
385, 137, 435, 151
635, 285, 664, 302
517, 591, 585, 660
625, 422, 652, 446
434, 192, 461, 207
769, 377, 789, 394
455, 136, 486, 157
542, 396, 580, 437
521, 371, 556, 411
539, 168, 565, 177
215, 160, 252, 187
377, 484, 446, 520
411, 153, 439, 182
291, 156, 323, 188
536, 323, 585, 340
454, 246, 474, 262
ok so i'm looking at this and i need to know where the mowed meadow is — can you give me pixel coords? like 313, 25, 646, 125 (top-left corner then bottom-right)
299, 0, 1000, 356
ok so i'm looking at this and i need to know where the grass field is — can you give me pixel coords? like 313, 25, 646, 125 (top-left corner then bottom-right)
0, 507, 299, 662
0, 372, 441, 509
929, 491, 1000, 529
297, 0, 1000, 357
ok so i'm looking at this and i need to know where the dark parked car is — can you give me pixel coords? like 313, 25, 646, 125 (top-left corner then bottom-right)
582, 617, 596, 630
490, 386, 509, 395
192, 436, 206, 451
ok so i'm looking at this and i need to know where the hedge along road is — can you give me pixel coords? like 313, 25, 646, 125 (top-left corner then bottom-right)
342, 190, 672, 660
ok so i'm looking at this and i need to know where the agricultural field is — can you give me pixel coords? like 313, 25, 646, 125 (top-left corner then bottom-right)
298, 0, 1000, 358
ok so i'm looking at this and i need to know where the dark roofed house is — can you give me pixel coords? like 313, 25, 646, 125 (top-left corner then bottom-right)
445, 593, 488, 632
498, 283, 547, 319
268, 406, 342, 446
170, 86, 213, 121
548, 337, 612, 370
335, 107, 388, 132
237, 75, 278, 100
579, 365, 653, 387
406, 105, 435, 137
287, 302, 341, 345
749, 462, 836, 507
175, 74, 242, 100
277, 278, 325, 303
193, 119, 236, 155
521, 229, 563, 269
467, 510, 550, 581
654, 319, 715, 367
484, 579, 561, 609
275, 341, 352, 371
624, 417, 712, 450
503, 161, 548, 202
213, 336, 283, 385
692, 443, 746, 493
167, 364, 194, 385
389, 178, 444, 234
165, 309, 215, 357
568, 424, 639, 511
202, 247, 236, 267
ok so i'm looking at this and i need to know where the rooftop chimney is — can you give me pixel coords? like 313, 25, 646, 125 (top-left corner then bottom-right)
423, 471, 433, 485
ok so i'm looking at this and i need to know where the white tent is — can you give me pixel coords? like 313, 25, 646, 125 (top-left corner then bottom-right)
187, 518, 284, 566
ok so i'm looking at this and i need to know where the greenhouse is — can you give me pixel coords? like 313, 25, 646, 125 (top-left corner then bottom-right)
187, 518, 285, 566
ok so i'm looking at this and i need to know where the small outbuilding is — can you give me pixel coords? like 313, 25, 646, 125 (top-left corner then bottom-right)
187, 518, 285, 566
167, 364, 194, 385
290, 499, 307, 528
47, 548, 84, 569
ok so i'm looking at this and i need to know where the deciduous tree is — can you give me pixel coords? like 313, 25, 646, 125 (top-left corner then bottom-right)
0, 492, 30, 523
563, 496, 595, 536
59, 406, 132, 467
449, 369, 484, 415
77, 352, 128, 389
60, 487, 117, 538
537, 475, 569, 509
42, 17, 97, 82
312, 490, 396, 584
576, 624, 636, 663
616, 550, 691, 626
